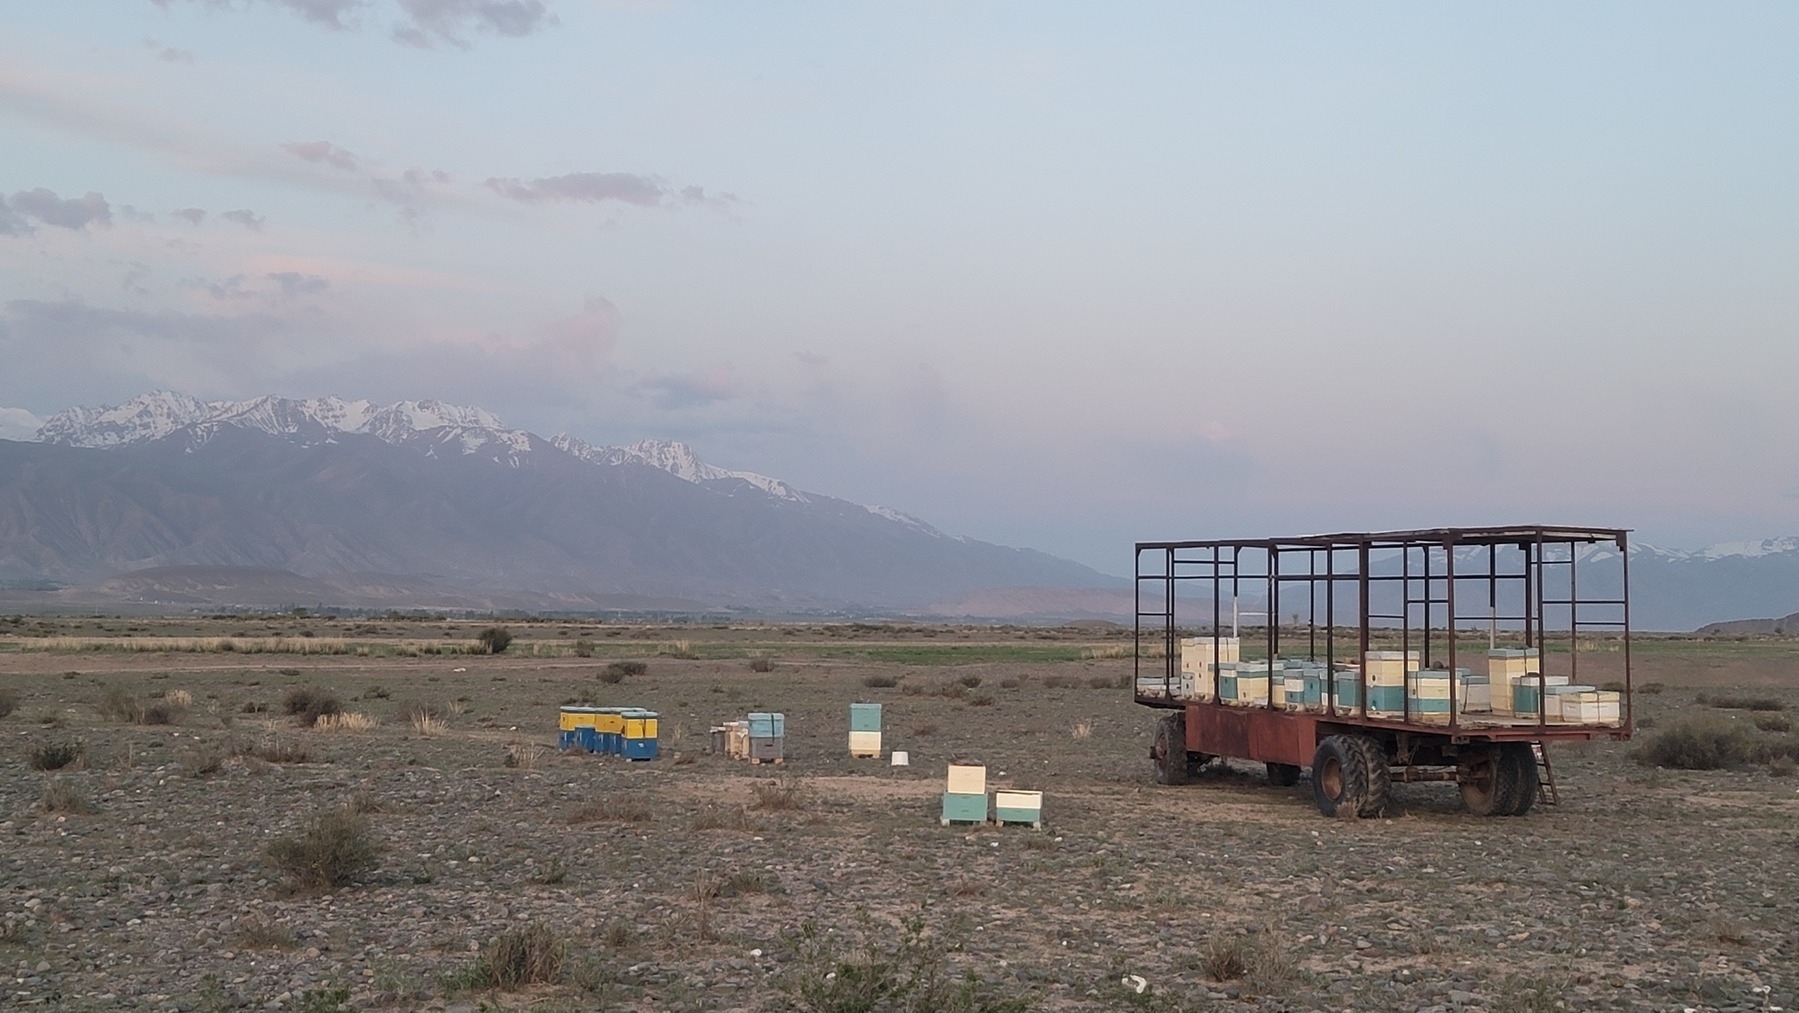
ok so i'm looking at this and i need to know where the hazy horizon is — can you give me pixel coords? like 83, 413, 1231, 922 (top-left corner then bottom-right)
5, 3, 1796, 574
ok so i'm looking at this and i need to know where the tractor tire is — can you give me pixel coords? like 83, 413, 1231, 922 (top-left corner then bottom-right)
1461, 742, 1540, 816
1266, 762, 1302, 787
1310, 735, 1369, 817
1349, 735, 1392, 817
1500, 742, 1540, 816
1152, 713, 1191, 785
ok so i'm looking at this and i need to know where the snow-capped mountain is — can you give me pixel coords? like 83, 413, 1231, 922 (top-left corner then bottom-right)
34, 392, 913, 520
5, 391, 1113, 611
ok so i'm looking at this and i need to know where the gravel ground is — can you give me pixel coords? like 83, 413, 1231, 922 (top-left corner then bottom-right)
2, 634, 1797, 1011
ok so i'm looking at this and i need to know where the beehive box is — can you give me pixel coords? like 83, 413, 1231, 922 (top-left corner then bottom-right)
1364, 651, 1419, 687
1545, 685, 1597, 723
849, 703, 882, 732
622, 709, 659, 761
1231, 661, 1278, 706
946, 763, 986, 795
994, 790, 1044, 828
940, 792, 988, 825
747, 712, 785, 738
1216, 664, 1239, 702
1487, 648, 1543, 716
725, 720, 750, 760
559, 706, 598, 752
1179, 636, 1240, 701
849, 730, 883, 758
1513, 674, 1571, 717
594, 708, 628, 755
1134, 672, 1196, 699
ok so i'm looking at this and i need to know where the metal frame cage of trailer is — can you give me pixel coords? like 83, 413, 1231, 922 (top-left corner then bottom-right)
1132, 525, 1635, 817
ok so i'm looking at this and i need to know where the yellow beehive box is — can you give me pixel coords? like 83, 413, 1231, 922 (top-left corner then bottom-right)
849, 730, 883, 757
1179, 636, 1238, 701
946, 764, 986, 795
1363, 651, 1419, 687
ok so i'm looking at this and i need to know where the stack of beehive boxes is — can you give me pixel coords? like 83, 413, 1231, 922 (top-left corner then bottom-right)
993, 790, 1044, 828
1282, 662, 1328, 712
1512, 672, 1569, 717
941, 763, 988, 824
1169, 636, 1241, 701
1486, 648, 1543, 716
849, 703, 882, 757
1558, 688, 1623, 726
1406, 668, 1480, 723
1228, 659, 1283, 707
1360, 651, 1417, 717
558, 705, 657, 759
747, 711, 785, 764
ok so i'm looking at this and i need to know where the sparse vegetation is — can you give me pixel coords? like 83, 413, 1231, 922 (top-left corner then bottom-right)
749, 654, 775, 672
452, 922, 565, 992
600, 660, 646, 683
863, 673, 899, 688
0, 688, 18, 719
40, 778, 91, 814
239, 737, 310, 764
28, 739, 84, 771
478, 626, 514, 654
751, 777, 807, 811
315, 711, 380, 732
1705, 694, 1786, 712
1753, 712, 1792, 733
282, 687, 343, 727
1634, 717, 1764, 770
568, 797, 653, 824
265, 806, 380, 892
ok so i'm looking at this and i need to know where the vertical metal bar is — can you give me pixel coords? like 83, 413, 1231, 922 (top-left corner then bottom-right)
1268, 544, 1280, 709
1621, 532, 1633, 731
1164, 546, 1176, 691
1488, 543, 1498, 651
1446, 535, 1459, 731
1358, 540, 1371, 719
1568, 539, 1579, 686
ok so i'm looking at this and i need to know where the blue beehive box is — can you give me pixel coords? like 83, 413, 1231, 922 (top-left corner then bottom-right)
850, 703, 882, 732
1216, 663, 1239, 701
1333, 670, 1361, 709
940, 792, 988, 825
748, 712, 786, 738
622, 709, 659, 760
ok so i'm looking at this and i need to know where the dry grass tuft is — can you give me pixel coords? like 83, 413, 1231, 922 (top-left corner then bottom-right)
282, 687, 342, 727
751, 777, 807, 811
28, 740, 85, 771
316, 711, 380, 732
40, 778, 91, 814
1071, 720, 1094, 740
233, 916, 297, 950
473, 922, 566, 990
410, 712, 448, 736
504, 742, 546, 769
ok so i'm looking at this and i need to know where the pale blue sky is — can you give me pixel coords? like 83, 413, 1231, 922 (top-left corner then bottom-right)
2, 2, 1796, 573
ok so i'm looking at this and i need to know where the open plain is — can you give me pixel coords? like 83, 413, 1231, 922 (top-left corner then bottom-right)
3, 618, 1798, 1012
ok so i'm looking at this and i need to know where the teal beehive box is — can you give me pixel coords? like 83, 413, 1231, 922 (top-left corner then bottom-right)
849, 703, 882, 732
940, 793, 988, 825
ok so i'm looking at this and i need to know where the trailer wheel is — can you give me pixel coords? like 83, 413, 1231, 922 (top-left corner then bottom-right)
1461, 742, 1539, 816
1349, 736, 1391, 817
1152, 713, 1190, 785
1266, 762, 1302, 787
1310, 735, 1369, 817
1501, 743, 1540, 816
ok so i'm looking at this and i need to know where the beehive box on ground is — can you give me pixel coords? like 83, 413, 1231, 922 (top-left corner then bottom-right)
946, 763, 986, 795
848, 730, 883, 757
994, 790, 1044, 828
747, 711, 786, 763
621, 709, 659, 761
849, 703, 882, 756
940, 792, 987, 825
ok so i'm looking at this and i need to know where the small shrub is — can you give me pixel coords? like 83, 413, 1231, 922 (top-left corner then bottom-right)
957, 674, 982, 689
234, 916, 297, 950
750, 778, 806, 811
241, 700, 269, 714
602, 921, 634, 950
97, 684, 138, 722
137, 698, 186, 725
1071, 720, 1093, 740
1633, 717, 1762, 770
1086, 675, 1113, 689
360, 686, 391, 700
568, 798, 653, 824
41, 778, 91, 814
1770, 755, 1797, 778
749, 655, 775, 673
478, 626, 514, 654
966, 692, 994, 707
399, 700, 444, 722
1707, 695, 1787, 712
283, 687, 343, 727
1754, 712, 1793, 734
1201, 934, 1248, 981
899, 682, 924, 697
241, 737, 310, 764
475, 922, 566, 990
862, 673, 898, 689
504, 742, 545, 769
265, 807, 380, 892
692, 805, 753, 831
934, 682, 966, 700
28, 740, 84, 771
1042, 675, 1071, 689
572, 638, 596, 658
998, 677, 1020, 689
601, 660, 645, 683
0, 688, 17, 719
182, 746, 225, 778
411, 713, 447, 737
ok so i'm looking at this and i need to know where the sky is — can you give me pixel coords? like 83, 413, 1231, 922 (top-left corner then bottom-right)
2, 2, 1797, 575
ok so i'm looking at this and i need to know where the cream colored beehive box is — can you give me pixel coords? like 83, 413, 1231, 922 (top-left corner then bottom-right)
1487, 648, 1543, 716
1179, 636, 1239, 701
848, 730, 883, 757
1363, 651, 1419, 687
946, 764, 986, 795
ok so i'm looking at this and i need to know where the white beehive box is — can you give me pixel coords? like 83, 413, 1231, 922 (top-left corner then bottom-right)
946, 764, 986, 795
848, 730, 883, 757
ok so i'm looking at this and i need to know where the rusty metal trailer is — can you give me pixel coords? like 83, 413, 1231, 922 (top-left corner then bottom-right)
1134, 526, 1634, 817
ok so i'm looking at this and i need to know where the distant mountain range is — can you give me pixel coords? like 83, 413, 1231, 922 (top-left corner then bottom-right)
0, 391, 1118, 614
2, 391, 1797, 627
